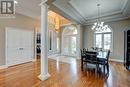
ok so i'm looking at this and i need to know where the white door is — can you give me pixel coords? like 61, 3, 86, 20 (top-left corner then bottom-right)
6, 28, 34, 66
62, 36, 77, 57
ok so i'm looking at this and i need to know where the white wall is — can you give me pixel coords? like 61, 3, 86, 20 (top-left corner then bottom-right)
83, 19, 130, 62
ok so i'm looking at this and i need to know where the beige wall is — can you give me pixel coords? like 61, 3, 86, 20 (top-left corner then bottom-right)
0, 13, 40, 66
83, 19, 130, 61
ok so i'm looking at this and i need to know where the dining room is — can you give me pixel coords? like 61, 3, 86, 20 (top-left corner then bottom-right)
0, 0, 130, 87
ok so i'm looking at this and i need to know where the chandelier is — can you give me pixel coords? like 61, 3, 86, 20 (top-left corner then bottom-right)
91, 4, 108, 32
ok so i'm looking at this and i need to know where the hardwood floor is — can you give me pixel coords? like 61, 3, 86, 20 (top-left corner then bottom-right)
0, 57, 130, 87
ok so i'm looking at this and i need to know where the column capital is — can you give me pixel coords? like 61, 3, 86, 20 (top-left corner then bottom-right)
39, 0, 48, 6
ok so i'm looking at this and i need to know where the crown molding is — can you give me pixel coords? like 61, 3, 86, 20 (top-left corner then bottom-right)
49, 0, 130, 25
52, 1, 83, 24
67, 1, 87, 23
49, 3, 80, 24
122, 0, 130, 16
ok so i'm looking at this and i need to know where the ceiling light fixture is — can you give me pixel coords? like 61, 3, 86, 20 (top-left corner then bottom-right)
91, 4, 108, 32
14, 0, 18, 4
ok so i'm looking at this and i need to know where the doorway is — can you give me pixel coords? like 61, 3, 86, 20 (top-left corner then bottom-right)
62, 25, 77, 57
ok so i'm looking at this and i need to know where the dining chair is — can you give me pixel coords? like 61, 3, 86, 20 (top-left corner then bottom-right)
97, 50, 110, 76
81, 49, 87, 71
81, 50, 98, 71
85, 51, 98, 71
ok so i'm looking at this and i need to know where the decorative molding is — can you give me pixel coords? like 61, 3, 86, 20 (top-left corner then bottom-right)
53, 1, 83, 24
85, 11, 122, 20
38, 73, 51, 81
0, 65, 8, 70
84, 13, 130, 25
49, 4, 79, 24
67, 1, 87, 23
122, 0, 130, 16
51, 0, 130, 25
39, 0, 48, 6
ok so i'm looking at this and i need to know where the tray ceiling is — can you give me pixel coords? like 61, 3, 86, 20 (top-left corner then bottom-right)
52, 0, 130, 25
15, 0, 130, 25
69, 0, 127, 19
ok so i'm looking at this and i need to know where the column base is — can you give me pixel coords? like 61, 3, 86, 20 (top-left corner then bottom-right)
38, 73, 51, 81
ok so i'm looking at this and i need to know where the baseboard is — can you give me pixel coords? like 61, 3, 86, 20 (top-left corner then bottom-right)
0, 65, 8, 70
109, 59, 123, 63
31, 58, 36, 62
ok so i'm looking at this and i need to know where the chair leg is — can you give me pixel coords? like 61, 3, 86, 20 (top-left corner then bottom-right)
97, 64, 99, 72
81, 57, 83, 71
107, 63, 109, 75
103, 64, 105, 75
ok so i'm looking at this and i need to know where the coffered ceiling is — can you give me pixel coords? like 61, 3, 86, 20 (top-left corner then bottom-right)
15, 0, 130, 25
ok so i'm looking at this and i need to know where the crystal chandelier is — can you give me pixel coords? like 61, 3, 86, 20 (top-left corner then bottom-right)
91, 4, 108, 32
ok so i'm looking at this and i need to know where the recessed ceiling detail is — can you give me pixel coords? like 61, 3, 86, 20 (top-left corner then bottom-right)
69, 0, 127, 19
52, 0, 130, 25
14, 0, 130, 25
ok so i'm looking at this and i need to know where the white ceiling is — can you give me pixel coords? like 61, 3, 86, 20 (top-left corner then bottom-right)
53, 0, 130, 24
69, 0, 127, 19
15, 0, 41, 19
15, 0, 130, 24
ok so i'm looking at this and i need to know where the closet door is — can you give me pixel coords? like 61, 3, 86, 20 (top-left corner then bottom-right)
20, 30, 34, 63
6, 28, 34, 66
6, 29, 21, 66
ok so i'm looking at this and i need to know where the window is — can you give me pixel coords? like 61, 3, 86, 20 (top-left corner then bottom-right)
94, 27, 112, 51
62, 25, 77, 56
56, 37, 60, 52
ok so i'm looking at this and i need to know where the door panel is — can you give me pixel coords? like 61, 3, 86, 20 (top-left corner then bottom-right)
62, 36, 77, 57
6, 28, 34, 66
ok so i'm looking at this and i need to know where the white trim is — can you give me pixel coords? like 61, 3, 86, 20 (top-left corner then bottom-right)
53, 0, 130, 25
109, 59, 123, 63
61, 25, 78, 57
0, 65, 8, 69
93, 27, 113, 51
38, 73, 50, 81
39, 0, 48, 6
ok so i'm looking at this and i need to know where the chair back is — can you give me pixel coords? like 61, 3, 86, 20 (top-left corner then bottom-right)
106, 50, 110, 63
83, 48, 86, 53
81, 49, 86, 57
86, 51, 97, 62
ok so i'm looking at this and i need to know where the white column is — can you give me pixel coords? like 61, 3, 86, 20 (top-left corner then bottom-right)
38, 1, 50, 81
76, 24, 81, 59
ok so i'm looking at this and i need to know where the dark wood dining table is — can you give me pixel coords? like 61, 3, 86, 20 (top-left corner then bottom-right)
87, 50, 107, 59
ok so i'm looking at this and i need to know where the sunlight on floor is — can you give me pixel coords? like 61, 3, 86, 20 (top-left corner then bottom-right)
48, 55, 76, 64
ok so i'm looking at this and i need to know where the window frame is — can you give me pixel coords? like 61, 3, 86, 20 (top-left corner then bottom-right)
94, 31, 113, 51
62, 25, 78, 57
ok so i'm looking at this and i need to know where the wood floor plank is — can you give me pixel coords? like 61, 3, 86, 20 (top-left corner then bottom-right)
0, 58, 130, 87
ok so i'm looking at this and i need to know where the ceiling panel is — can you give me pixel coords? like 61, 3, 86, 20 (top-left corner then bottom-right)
69, 0, 127, 19
15, 0, 41, 19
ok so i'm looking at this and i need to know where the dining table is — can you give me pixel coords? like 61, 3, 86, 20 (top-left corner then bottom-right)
87, 49, 107, 59
97, 51, 107, 59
